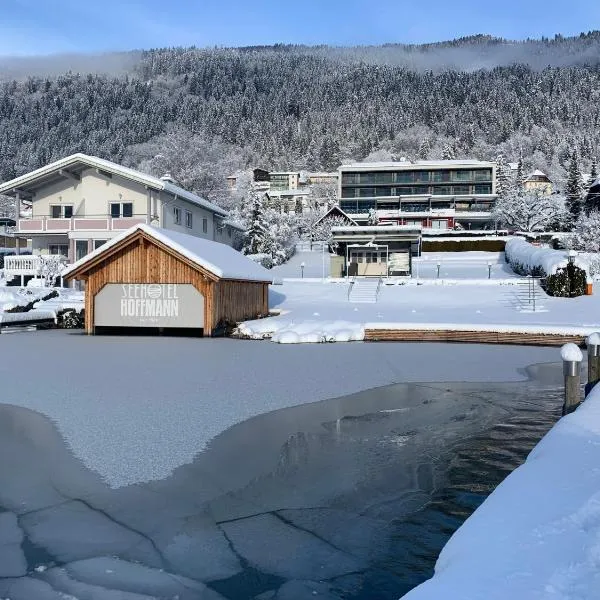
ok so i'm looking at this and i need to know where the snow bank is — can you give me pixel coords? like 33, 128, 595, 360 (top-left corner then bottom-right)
238, 318, 364, 343
505, 238, 589, 278
405, 385, 600, 600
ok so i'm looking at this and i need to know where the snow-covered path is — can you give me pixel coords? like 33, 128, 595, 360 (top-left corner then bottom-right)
0, 332, 558, 487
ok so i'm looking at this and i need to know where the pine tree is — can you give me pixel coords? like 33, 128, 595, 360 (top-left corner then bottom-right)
495, 153, 510, 199
515, 159, 526, 192
566, 151, 584, 226
417, 138, 431, 160
441, 142, 456, 160
591, 156, 598, 183
243, 192, 268, 255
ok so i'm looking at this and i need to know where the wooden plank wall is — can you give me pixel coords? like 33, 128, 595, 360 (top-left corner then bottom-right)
364, 328, 585, 346
82, 239, 215, 334
214, 280, 269, 327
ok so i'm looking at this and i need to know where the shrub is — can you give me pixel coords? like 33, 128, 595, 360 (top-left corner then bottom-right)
544, 263, 587, 297
421, 240, 506, 252
57, 309, 84, 329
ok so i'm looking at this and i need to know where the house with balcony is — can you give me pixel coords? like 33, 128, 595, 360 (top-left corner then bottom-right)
0, 154, 242, 277
338, 160, 497, 231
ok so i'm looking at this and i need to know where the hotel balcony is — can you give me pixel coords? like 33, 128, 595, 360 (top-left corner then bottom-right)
17, 215, 147, 234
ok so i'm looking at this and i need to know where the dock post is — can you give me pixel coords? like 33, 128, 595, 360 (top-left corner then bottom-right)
561, 343, 583, 415
586, 333, 600, 396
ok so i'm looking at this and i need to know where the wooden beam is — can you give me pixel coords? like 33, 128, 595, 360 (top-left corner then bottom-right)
59, 169, 81, 182
95, 168, 113, 179
11, 188, 34, 199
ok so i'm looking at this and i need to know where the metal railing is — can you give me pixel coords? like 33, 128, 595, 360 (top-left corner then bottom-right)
376, 276, 383, 301
4, 254, 68, 278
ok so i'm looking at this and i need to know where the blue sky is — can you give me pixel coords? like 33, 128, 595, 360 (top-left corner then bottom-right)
0, 0, 598, 56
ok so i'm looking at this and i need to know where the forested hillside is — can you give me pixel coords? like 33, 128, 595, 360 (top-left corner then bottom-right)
0, 32, 599, 203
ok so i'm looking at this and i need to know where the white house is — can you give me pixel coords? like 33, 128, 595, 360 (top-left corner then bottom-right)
0, 154, 242, 267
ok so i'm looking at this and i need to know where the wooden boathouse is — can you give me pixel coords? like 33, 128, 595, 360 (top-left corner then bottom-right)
62, 224, 271, 336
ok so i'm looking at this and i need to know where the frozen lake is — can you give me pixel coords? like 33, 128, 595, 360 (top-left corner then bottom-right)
0, 341, 564, 599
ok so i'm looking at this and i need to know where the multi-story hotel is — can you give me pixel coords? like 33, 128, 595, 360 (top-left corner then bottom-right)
338, 160, 497, 230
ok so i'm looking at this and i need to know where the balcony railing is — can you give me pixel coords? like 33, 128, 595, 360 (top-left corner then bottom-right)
4, 254, 68, 278
17, 215, 147, 234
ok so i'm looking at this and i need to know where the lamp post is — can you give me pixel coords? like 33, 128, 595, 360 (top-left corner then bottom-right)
300, 261, 305, 279
568, 249, 577, 264
436, 261, 441, 279
487, 261, 492, 279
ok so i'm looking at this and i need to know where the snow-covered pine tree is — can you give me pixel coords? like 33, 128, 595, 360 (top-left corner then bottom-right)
441, 142, 456, 160
495, 154, 510, 199
566, 151, 584, 226
243, 192, 269, 255
515, 159, 526, 192
590, 156, 598, 183
417, 138, 431, 160
568, 210, 600, 253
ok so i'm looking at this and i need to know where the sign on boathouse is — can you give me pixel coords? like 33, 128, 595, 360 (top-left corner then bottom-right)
63, 224, 272, 336
95, 283, 205, 328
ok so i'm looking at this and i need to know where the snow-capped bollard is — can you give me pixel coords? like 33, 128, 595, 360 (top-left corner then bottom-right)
586, 333, 600, 395
561, 343, 583, 415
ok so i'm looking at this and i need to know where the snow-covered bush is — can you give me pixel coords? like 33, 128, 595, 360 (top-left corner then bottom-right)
57, 308, 84, 329
247, 253, 273, 269
546, 262, 587, 297
505, 238, 589, 296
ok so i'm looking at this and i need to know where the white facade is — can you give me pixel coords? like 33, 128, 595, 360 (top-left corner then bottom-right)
0, 154, 242, 264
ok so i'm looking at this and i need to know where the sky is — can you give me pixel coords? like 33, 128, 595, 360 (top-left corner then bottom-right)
0, 0, 599, 56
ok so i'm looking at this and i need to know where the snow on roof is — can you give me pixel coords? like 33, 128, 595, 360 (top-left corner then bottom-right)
339, 160, 494, 170
528, 169, 548, 177
0, 153, 228, 217
313, 205, 358, 226
63, 224, 272, 283
331, 225, 422, 234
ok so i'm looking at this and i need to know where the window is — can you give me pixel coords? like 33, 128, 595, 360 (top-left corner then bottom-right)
452, 185, 470, 195
173, 206, 181, 225
110, 202, 133, 218
227, 226, 232, 238
50, 205, 73, 218
75, 240, 88, 260
474, 184, 492, 194
49, 244, 69, 256
202, 218, 208, 234
431, 220, 449, 229
94, 239, 107, 250
185, 210, 193, 228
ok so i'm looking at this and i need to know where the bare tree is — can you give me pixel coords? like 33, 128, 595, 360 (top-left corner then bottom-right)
493, 189, 566, 232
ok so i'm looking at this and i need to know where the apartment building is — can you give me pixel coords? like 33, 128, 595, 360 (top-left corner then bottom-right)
338, 160, 497, 230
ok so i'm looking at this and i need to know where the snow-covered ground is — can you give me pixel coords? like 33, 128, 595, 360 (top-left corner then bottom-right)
0, 333, 558, 487
271, 246, 330, 279
413, 251, 519, 279
0, 285, 83, 324
239, 277, 600, 343
405, 382, 600, 600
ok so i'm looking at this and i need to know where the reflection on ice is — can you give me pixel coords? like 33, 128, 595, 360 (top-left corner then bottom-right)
0, 369, 562, 599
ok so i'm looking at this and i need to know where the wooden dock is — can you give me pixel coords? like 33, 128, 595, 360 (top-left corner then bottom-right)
364, 328, 586, 346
